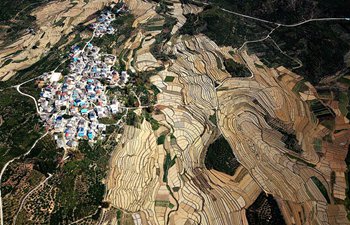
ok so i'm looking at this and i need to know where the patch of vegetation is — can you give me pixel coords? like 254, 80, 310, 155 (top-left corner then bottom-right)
204, 136, 239, 176
163, 153, 176, 182
50, 140, 115, 223
92, 13, 134, 54
184, 1, 350, 85
0, 59, 13, 68
9, 32, 85, 84
313, 139, 322, 152
179, 13, 206, 35
0, 0, 52, 42
246, 193, 286, 225
271, 22, 350, 84
143, 111, 160, 131
180, 6, 273, 48
98, 117, 118, 125
282, 133, 303, 154
209, 114, 217, 126
150, 16, 177, 61
285, 153, 316, 168
125, 111, 142, 128
263, 115, 303, 154
292, 80, 309, 94
199, 0, 350, 24
223, 58, 251, 77
247, 38, 301, 69
25, 135, 63, 174
157, 134, 166, 145
0, 88, 42, 170
308, 99, 335, 124
164, 76, 175, 82
344, 146, 350, 219
54, 17, 66, 27
339, 91, 349, 116
311, 176, 331, 203
155, 0, 173, 14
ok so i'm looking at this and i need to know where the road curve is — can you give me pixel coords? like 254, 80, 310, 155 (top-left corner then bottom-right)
12, 173, 53, 224
0, 132, 48, 225
191, 0, 349, 27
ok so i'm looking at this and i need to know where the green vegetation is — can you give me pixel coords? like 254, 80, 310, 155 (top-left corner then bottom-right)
199, 0, 350, 24
125, 111, 142, 128
150, 16, 177, 61
180, 6, 273, 48
179, 13, 206, 35
1, 136, 115, 223
339, 77, 350, 86
151, 85, 161, 96
143, 111, 160, 131
209, 114, 217, 126
0, 88, 42, 170
157, 134, 166, 145
155, 200, 169, 207
164, 76, 175, 82
25, 135, 63, 174
311, 176, 331, 203
116, 209, 123, 225
247, 38, 301, 69
172, 187, 180, 192
282, 133, 303, 154
155, 0, 173, 14
154, 200, 174, 208
271, 22, 350, 84
339, 91, 349, 116
54, 17, 66, 27
0, 0, 52, 43
223, 58, 250, 77
308, 100, 335, 125
182, 1, 350, 84
163, 153, 176, 182
292, 80, 308, 94
93, 14, 135, 54
344, 147, 350, 219
285, 153, 316, 168
98, 117, 118, 125
50, 140, 115, 223
0, 59, 13, 68
246, 193, 286, 225
313, 139, 322, 152
205, 136, 239, 176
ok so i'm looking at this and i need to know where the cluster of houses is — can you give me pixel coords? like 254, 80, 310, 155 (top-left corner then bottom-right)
90, 10, 116, 37
37, 6, 131, 149
89, 3, 129, 37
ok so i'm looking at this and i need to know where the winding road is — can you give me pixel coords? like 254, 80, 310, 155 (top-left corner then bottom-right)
190, 0, 350, 80
12, 173, 53, 225
191, 0, 350, 27
0, 132, 48, 225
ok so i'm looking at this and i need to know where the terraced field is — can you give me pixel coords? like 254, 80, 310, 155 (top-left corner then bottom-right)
1, 0, 349, 224
103, 0, 350, 224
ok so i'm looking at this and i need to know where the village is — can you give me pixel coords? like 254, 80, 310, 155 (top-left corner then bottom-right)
37, 4, 130, 149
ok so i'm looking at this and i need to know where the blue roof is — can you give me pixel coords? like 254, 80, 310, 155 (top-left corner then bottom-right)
88, 132, 93, 139
81, 109, 88, 113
